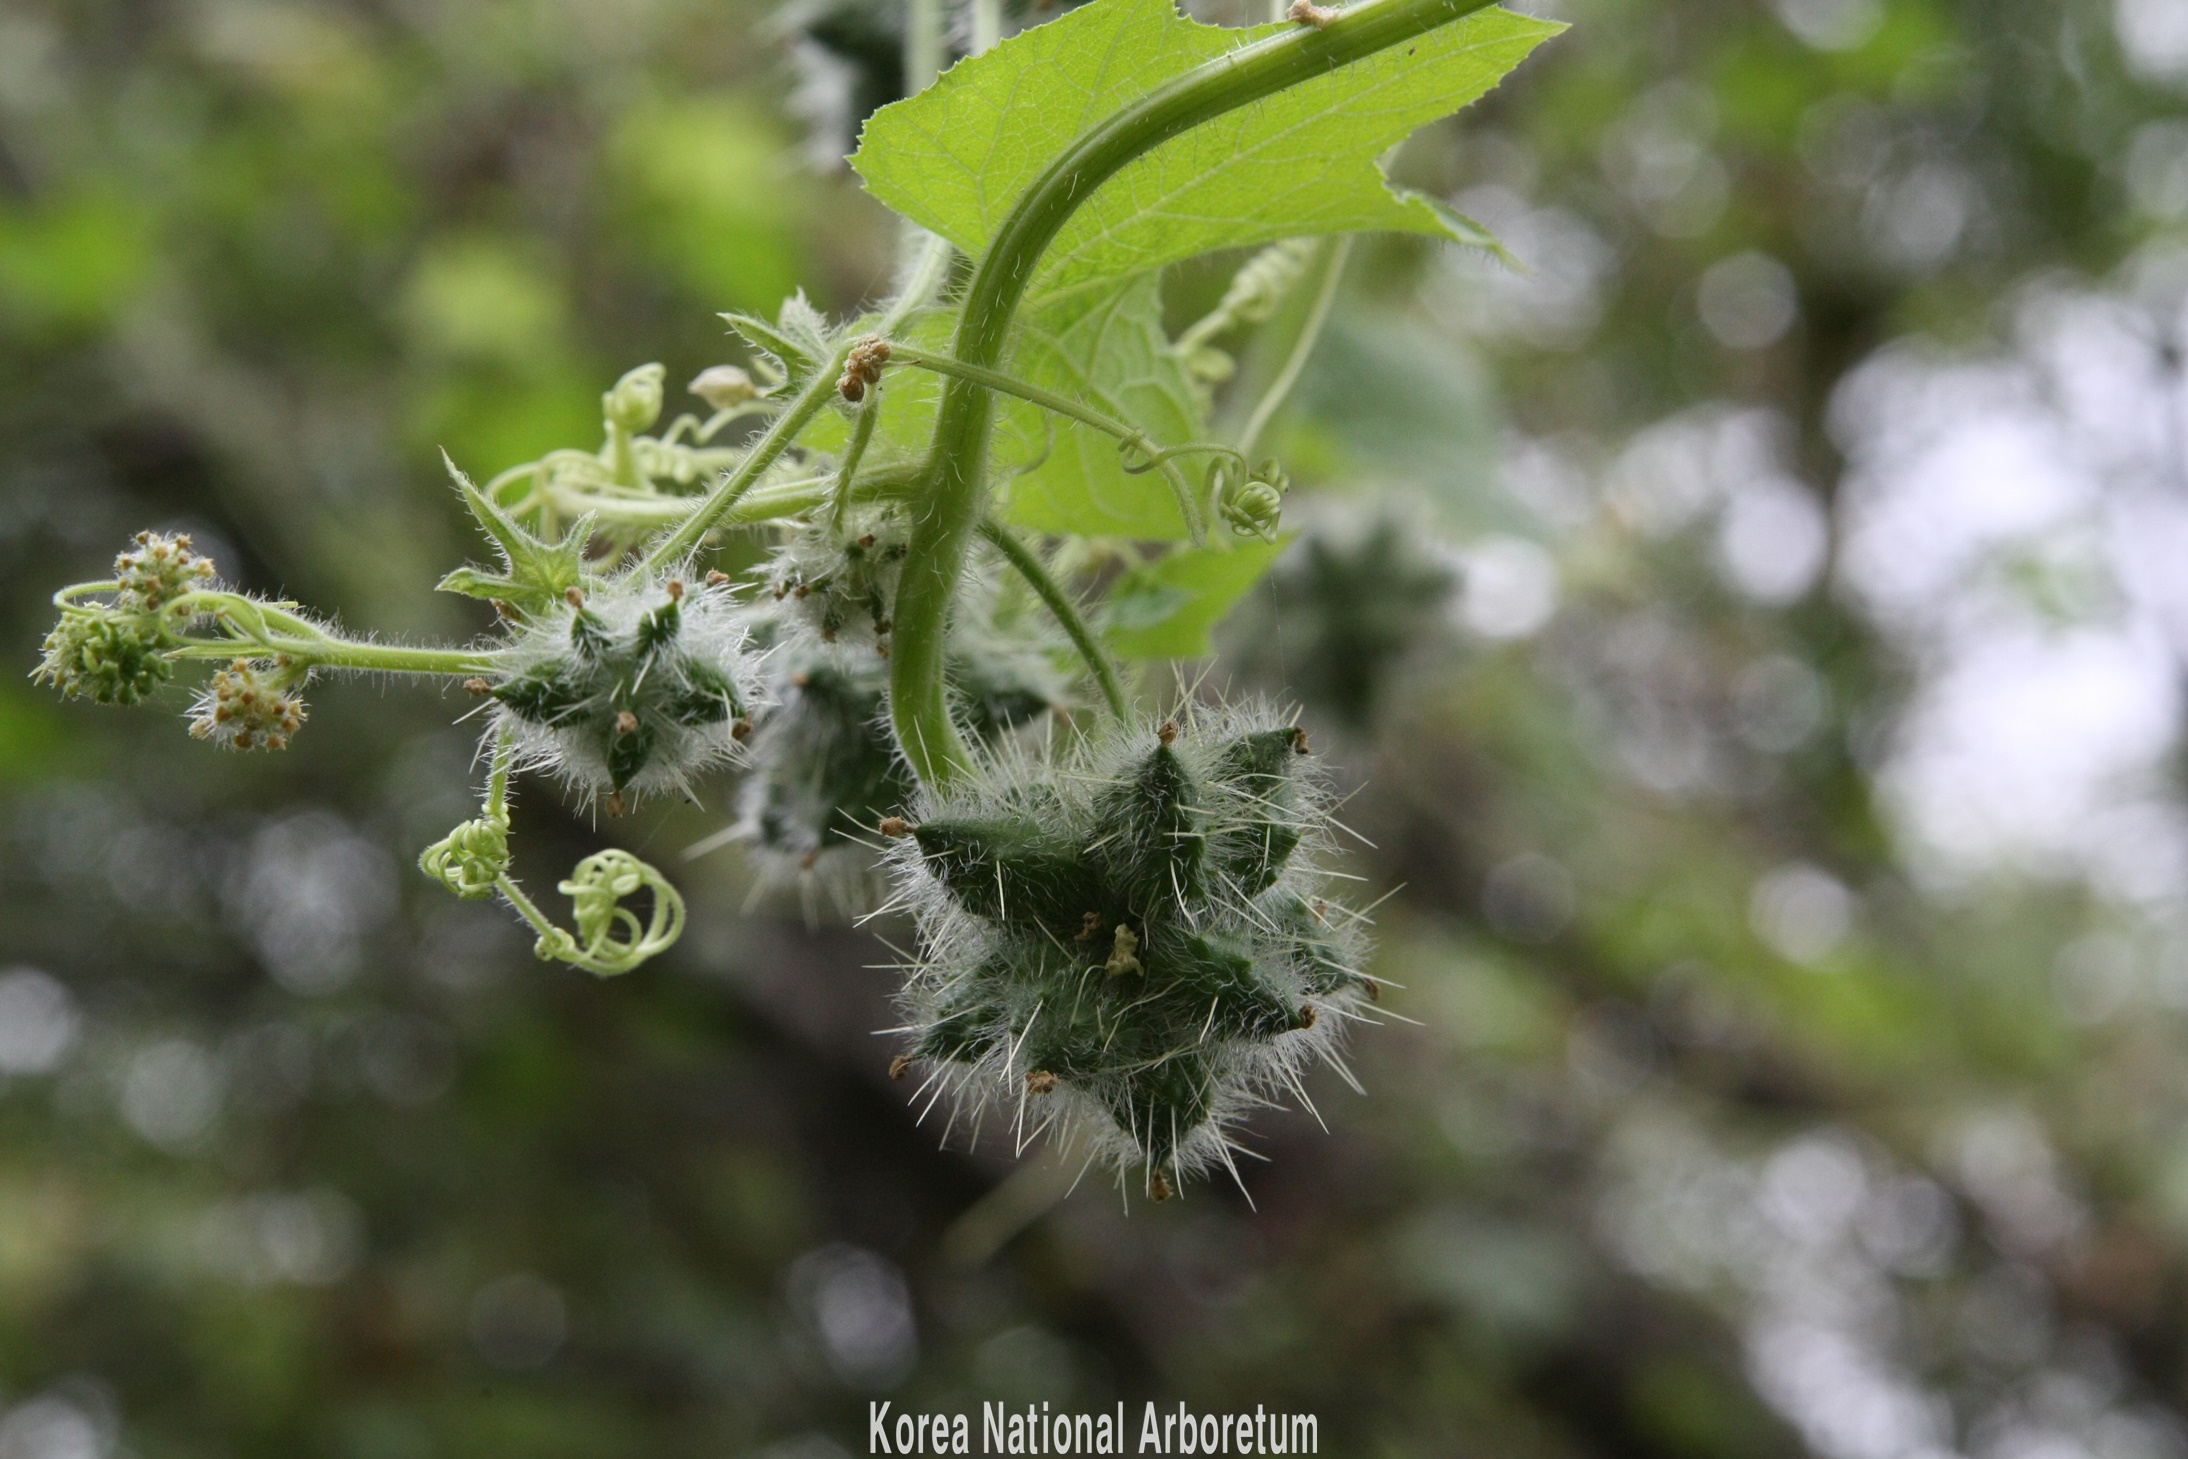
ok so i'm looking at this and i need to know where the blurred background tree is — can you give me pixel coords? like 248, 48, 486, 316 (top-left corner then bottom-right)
6, 0, 2188, 1455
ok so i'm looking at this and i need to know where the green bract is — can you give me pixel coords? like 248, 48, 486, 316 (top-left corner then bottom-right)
760, 506, 913, 653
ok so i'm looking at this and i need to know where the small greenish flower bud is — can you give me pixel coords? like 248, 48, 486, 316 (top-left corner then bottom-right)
1216, 458, 1289, 541
604, 363, 667, 434
189, 658, 306, 751
114, 530, 218, 615
419, 814, 510, 899
886, 704, 1372, 1195
35, 611, 173, 705
491, 570, 766, 802
688, 364, 760, 410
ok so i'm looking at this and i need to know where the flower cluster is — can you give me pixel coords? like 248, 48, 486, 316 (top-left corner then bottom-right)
884, 705, 1375, 1197
490, 571, 767, 806
35, 531, 224, 706
114, 530, 219, 615
189, 658, 308, 751
36, 612, 172, 706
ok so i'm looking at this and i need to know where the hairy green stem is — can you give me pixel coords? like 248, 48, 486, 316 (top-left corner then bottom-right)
462, 733, 559, 959
890, 0, 1501, 786
497, 872, 561, 946
971, 0, 1003, 55
905, 0, 944, 95
642, 350, 850, 570
978, 518, 1129, 719
485, 726, 515, 821
1236, 235, 1351, 460
167, 637, 494, 675
830, 400, 883, 532
544, 472, 897, 531
53, 582, 497, 676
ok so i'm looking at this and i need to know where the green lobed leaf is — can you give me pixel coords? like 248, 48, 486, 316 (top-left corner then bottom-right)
1103, 534, 1292, 659
1002, 273, 1206, 539
850, 0, 1559, 307
825, 276, 1207, 539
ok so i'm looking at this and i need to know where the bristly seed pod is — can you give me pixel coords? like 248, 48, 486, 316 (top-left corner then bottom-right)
490, 568, 767, 803
727, 583, 1070, 914
883, 703, 1375, 1197
1223, 507, 1456, 732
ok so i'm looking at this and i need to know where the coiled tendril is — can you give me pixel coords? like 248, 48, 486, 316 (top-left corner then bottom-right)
418, 814, 511, 900
535, 850, 686, 977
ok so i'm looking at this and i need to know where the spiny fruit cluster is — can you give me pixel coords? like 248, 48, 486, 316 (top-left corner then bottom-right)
884, 705, 1376, 1198
491, 572, 766, 807
38, 612, 173, 707
734, 640, 909, 894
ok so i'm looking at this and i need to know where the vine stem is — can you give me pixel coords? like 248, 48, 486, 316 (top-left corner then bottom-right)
50, 583, 495, 676
880, 228, 957, 337
641, 348, 851, 572
905, 0, 944, 98
1236, 235, 1352, 460
544, 473, 838, 530
485, 726, 515, 821
165, 638, 494, 675
890, 0, 1503, 786
977, 518, 1130, 719
830, 402, 883, 531
971, 0, 1004, 55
